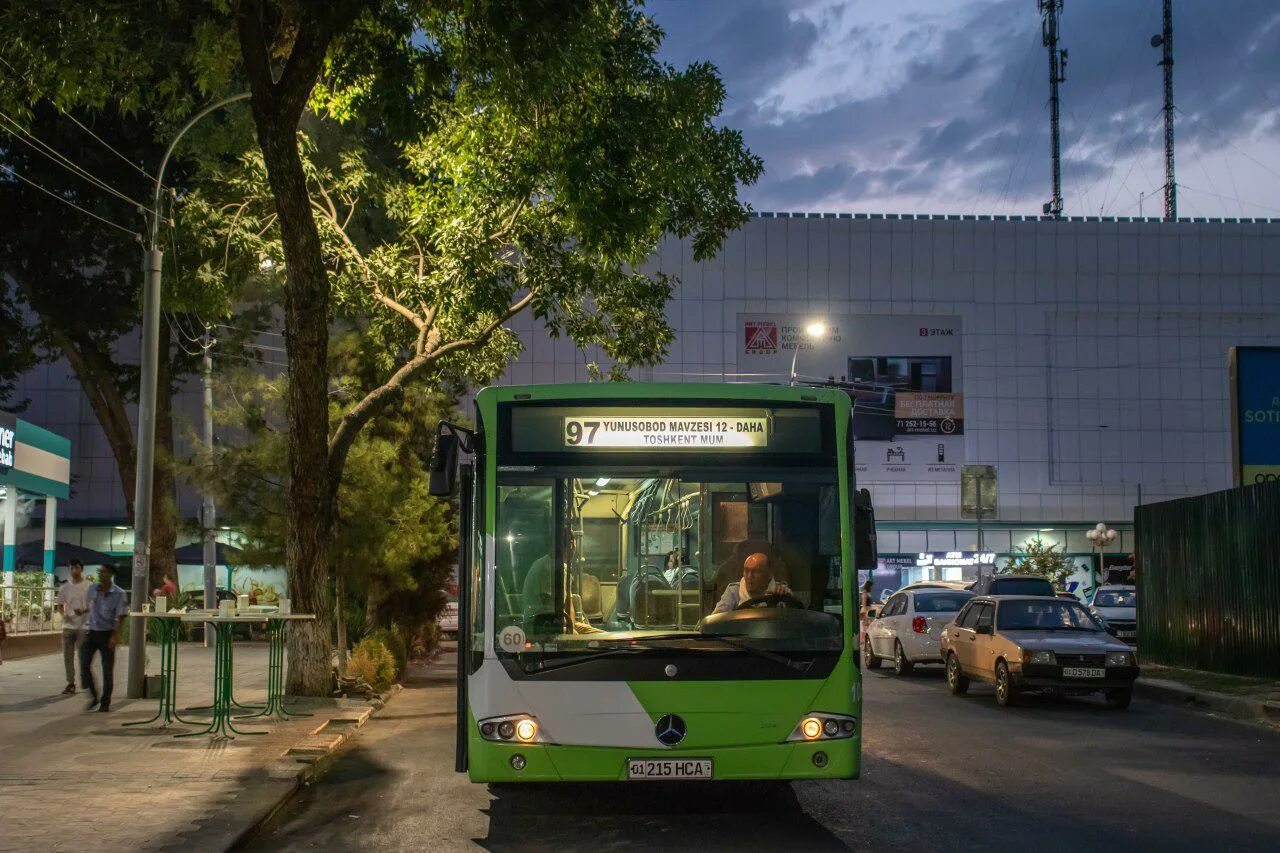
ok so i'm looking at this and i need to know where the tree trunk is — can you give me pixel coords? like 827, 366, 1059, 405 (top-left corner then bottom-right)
237, 3, 350, 695
252, 120, 335, 696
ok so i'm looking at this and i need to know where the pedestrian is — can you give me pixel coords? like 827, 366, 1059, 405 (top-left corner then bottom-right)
0, 606, 7, 664
81, 564, 129, 712
152, 573, 178, 599
57, 559, 93, 694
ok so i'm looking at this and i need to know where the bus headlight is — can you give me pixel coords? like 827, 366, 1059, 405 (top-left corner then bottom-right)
479, 713, 550, 744
788, 713, 856, 742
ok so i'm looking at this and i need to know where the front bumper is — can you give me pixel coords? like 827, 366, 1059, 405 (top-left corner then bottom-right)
1014, 664, 1140, 691
468, 737, 860, 783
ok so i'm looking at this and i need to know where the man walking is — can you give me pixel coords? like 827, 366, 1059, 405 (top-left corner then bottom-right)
56, 559, 92, 694
81, 564, 129, 712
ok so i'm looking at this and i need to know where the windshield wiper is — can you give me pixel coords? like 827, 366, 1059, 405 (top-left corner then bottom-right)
633, 632, 817, 673
516, 645, 650, 674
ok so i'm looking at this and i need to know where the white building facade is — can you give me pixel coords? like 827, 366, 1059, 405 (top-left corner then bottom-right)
10, 212, 1280, 588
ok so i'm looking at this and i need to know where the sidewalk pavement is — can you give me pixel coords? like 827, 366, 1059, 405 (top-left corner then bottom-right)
1137, 664, 1280, 728
0, 641, 382, 852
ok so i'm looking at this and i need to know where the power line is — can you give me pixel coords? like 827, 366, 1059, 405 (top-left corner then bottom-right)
0, 53, 161, 185
0, 109, 148, 211
0, 163, 139, 238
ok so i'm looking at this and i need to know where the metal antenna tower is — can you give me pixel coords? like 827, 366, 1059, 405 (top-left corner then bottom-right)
1039, 0, 1067, 218
1151, 0, 1176, 220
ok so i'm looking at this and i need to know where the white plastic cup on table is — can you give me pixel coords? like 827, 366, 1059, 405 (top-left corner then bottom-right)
237, 594, 249, 612
155, 596, 167, 614
279, 597, 291, 615
219, 598, 233, 616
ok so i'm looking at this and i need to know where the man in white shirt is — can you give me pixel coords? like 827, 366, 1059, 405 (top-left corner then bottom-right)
713, 552, 792, 613
56, 559, 91, 695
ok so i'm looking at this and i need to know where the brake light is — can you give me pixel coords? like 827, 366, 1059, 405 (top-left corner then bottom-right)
912, 616, 927, 634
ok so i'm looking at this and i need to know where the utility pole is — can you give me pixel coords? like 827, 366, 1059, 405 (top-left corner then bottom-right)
1152, 0, 1176, 220
1039, 0, 1067, 219
201, 327, 216, 647
127, 92, 250, 699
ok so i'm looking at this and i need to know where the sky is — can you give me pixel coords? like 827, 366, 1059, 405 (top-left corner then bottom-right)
648, 0, 1280, 217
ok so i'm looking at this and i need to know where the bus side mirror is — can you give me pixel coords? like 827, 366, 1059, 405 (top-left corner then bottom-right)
853, 487, 878, 571
429, 428, 460, 497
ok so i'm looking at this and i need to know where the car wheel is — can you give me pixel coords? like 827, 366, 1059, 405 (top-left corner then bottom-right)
862, 639, 881, 670
893, 642, 914, 676
1106, 687, 1133, 710
946, 653, 969, 695
995, 660, 1018, 707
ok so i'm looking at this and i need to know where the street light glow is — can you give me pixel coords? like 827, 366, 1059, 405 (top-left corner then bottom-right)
804, 321, 827, 338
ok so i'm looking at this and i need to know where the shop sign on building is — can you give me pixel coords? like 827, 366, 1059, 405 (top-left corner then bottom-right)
0, 411, 15, 473
738, 313, 964, 484
1231, 346, 1280, 486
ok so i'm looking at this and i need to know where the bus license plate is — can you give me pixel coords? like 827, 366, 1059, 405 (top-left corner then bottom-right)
627, 758, 713, 780
1062, 667, 1105, 678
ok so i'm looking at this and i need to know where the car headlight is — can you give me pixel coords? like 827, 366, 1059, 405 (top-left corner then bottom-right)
478, 713, 550, 744
1106, 651, 1136, 667
1023, 649, 1056, 665
787, 713, 857, 742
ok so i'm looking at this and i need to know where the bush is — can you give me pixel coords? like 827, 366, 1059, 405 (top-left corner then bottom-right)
368, 626, 408, 681
348, 635, 396, 691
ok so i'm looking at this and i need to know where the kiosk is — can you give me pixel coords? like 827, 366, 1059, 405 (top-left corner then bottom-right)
0, 412, 72, 606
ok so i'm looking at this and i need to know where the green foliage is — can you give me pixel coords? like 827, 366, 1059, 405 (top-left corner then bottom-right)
181, 336, 457, 639
348, 634, 397, 691
368, 626, 407, 680
999, 539, 1074, 589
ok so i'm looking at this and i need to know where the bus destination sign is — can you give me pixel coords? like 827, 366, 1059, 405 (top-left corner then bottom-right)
563, 414, 770, 449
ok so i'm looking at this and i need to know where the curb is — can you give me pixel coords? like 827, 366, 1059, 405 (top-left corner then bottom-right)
1135, 677, 1280, 727
228, 682, 404, 849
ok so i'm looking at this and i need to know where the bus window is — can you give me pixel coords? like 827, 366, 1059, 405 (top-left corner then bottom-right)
492, 473, 844, 663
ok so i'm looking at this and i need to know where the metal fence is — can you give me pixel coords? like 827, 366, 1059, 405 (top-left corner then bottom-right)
1135, 480, 1280, 677
1, 584, 60, 635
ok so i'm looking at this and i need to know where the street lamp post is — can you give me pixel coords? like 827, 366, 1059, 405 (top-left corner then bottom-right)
789, 321, 827, 385
1085, 522, 1118, 592
127, 92, 251, 699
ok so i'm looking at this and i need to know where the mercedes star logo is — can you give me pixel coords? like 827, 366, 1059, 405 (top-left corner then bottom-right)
654, 714, 686, 746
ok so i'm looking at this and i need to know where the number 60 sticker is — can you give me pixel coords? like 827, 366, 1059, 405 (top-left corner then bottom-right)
499, 625, 527, 652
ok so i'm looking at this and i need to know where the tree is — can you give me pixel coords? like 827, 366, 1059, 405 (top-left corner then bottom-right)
0, 106, 236, 588
3, 1, 759, 694
999, 539, 1074, 589
185, 342, 457, 666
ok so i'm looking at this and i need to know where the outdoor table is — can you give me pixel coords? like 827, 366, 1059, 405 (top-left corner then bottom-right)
233, 613, 316, 722
176, 613, 274, 739
122, 611, 199, 729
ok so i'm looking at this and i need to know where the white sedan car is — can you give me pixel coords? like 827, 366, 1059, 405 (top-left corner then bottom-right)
863, 587, 974, 675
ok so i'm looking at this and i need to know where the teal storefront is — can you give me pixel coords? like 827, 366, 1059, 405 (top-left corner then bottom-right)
1, 412, 72, 599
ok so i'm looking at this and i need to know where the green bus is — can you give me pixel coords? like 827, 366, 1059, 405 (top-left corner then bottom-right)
430, 382, 876, 783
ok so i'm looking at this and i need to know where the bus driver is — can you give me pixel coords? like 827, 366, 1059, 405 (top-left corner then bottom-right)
712, 552, 792, 613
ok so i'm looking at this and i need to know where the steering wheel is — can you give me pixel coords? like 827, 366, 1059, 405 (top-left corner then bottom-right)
737, 592, 804, 610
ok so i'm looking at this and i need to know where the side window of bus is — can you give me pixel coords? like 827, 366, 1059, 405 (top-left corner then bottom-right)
495, 484, 556, 632
469, 462, 485, 673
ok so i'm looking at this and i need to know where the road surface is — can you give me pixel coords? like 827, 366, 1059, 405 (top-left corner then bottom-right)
243, 653, 1280, 852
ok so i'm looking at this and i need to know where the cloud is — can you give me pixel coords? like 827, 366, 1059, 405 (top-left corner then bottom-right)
652, 0, 1280, 215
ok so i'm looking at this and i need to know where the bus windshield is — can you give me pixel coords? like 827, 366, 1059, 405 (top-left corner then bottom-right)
494, 472, 845, 665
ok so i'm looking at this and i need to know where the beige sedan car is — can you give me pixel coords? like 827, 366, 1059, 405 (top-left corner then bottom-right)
939, 595, 1140, 708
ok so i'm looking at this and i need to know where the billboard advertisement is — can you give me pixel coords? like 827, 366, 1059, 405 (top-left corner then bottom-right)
738, 314, 964, 483
1230, 347, 1280, 486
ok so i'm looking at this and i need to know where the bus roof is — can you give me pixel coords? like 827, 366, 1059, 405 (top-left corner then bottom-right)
475, 382, 851, 413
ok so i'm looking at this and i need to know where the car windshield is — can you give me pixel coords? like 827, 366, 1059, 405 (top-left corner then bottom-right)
495, 473, 844, 660
997, 600, 1103, 631
913, 591, 972, 612
989, 577, 1055, 596
1094, 589, 1136, 608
